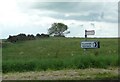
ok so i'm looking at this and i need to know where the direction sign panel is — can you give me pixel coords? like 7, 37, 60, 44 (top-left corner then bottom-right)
85, 30, 95, 35
81, 41, 100, 49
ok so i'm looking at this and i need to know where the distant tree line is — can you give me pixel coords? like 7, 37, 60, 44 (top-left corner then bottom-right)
7, 33, 49, 43
7, 22, 70, 43
36, 33, 49, 38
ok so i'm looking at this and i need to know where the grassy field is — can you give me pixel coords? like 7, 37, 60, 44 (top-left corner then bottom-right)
2, 37, 118, 73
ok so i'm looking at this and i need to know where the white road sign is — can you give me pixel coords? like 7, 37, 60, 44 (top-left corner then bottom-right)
85, 30, 95, 35
81, 41, 100, 49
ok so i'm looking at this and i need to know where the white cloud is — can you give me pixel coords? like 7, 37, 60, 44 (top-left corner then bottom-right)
18, 0, 119, 2
65, 21, 118, 38
0, 0, 118, 38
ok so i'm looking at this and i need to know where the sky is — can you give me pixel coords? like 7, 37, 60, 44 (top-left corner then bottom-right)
0, 0, 119, 39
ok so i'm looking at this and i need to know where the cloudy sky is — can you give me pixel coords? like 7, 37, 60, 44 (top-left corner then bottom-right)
0, 0, 119, 39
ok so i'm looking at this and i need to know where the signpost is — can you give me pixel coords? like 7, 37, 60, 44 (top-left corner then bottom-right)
81, 30, 100, 55
85, 30, 95, 35
81, 41, 100, 49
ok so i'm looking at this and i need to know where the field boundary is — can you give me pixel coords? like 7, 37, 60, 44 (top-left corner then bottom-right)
3, 67, 119, 80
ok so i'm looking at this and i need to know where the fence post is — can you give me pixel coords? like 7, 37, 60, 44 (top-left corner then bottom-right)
84, 30, 87, 55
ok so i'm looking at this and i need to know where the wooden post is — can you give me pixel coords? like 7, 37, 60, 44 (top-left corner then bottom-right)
84, 30, 87, 55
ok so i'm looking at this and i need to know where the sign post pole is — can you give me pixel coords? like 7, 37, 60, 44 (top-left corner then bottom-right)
84, 30, 87, 55
85, 30, 87, 41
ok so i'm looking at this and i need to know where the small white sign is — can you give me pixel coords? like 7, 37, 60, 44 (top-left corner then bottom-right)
81, 41, 100, 49
85, 30, 95, 35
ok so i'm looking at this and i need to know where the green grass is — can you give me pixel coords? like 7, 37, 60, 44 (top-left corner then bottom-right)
2, 37, 119, 73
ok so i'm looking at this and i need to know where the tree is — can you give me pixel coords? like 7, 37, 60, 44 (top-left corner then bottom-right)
48, 23, 70, 37
36, 33, 41, 38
